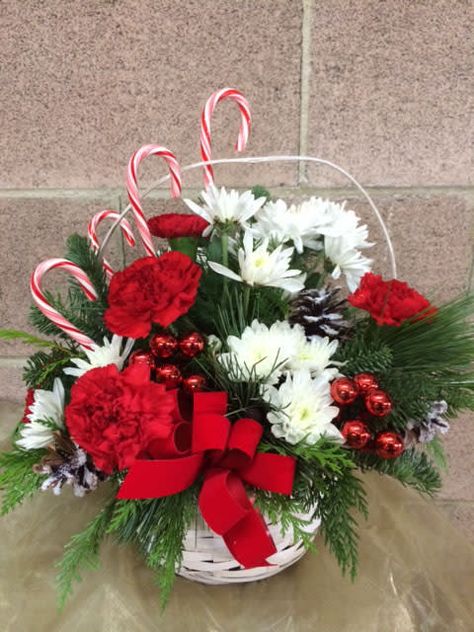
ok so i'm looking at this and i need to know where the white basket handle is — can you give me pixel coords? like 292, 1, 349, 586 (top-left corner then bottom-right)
99, 155, 397, 279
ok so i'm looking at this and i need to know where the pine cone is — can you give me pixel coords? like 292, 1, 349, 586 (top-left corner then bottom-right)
33, 431, 105, 496
289, 286, 351, 340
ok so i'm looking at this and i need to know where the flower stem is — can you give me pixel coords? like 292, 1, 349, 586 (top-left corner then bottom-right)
221, 232, 229, 295
221, 233, 229, 267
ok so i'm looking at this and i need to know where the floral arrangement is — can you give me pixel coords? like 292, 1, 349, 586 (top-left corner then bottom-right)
1, 88, 473, 609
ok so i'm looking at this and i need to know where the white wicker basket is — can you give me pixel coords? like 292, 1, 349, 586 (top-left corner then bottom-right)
177, 507, 321, 584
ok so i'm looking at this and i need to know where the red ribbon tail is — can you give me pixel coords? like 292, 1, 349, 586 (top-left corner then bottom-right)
223, 508, 277, 568
199, 469, 277, 568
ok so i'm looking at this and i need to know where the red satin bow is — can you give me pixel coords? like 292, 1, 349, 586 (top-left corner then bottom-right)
117, 391, 296, 568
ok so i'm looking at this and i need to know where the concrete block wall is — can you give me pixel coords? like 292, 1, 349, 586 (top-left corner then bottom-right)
0, 1, 473, 537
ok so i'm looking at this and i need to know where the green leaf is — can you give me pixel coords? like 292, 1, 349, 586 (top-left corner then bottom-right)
0, 329, 56, 348
251, 185, 272, 201
169, 237, 198, 260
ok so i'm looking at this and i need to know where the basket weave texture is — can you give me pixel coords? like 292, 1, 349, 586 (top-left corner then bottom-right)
177, 508, 321, 584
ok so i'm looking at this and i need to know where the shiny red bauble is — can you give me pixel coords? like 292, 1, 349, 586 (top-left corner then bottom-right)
128, 350, 154, 367
330, 377, 359, 405
365, 389, 393, 417
179, 332, 205, 358
182, 374, 207, 393
341, 420, 372, 449
353, 372, 379, 394
374, 432, 404, 459
155, 364, 182, 388
150, 333, 178, 359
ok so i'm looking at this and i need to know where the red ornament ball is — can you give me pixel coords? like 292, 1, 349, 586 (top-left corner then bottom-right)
341, 420, 372, 449
182, 374, 207, 393
155, 364, 182, 389
330, 377, 359, 405
353, 372, 379, 394
179, 332, 205, 358
128, 350, 154, 367
150, 333, 178, 359
374, 432, 404, 459
365, 389, 393, 417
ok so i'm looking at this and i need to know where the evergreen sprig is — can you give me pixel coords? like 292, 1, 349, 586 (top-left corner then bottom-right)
317, 469, 367, 579
355, 448, 441, 495
64, 233, 108, 303
0, 448, 45, 515
23, 347, 75, 390
254, 493, 317, 551
108, 490, 197, 608
259, 439, 367, 578
56, 496, 117, 610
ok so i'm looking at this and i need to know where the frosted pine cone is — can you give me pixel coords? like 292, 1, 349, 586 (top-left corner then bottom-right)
33, 432, 105, 497
289, 286, 351, 340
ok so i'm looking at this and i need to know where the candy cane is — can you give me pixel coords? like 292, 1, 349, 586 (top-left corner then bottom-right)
30, 259, 98, 350
126, 144, 182, 256
88, 210, 136, 279
200, 88, 252, 189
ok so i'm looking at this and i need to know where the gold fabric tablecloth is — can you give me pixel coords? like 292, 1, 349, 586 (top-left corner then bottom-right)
1, 401, 473, 632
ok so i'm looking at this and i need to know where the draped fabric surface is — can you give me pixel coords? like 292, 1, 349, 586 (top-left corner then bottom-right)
1, 401, 473, 632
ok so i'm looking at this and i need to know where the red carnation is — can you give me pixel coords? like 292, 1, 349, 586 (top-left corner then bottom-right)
348, 272, 437, 326
65, 364, 177, 474
104, 252, 202, 338
21, 388, 35, 423
148, 213, 209, 239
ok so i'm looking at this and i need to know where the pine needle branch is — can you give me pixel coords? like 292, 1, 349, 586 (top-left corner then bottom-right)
317, 470, 367, 579
56, 497, 117, 610
355, 448, 441, 496
0, 448, 45, 515
108, 489, 198, 609
23, 348, 76, 390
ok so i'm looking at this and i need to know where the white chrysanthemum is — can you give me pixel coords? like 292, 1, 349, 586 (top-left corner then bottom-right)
218, 319, 338, 384
27, 378, 65, 427
300, 198, 372, 249
324, 236, 372, 292
287, 330, 340, 378
64, 335, 133, 378
16, 378, 65, 450
219, 320, 294, 383
252, 199, 323, 253
263, 371, 342, 445
184, 186, 266, 235
208, 231, 306, 294
16, 421, 56, 450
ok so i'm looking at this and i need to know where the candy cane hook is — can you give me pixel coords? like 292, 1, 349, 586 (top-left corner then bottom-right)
200, 88, 251, 189
88, 210, 136, 279
30, 259, 98, 350
126, 144, 182, 256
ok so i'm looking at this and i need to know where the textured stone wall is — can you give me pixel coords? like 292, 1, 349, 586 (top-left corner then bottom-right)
0, 1, 473, 536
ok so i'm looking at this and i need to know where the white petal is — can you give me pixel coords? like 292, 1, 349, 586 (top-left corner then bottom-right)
207, 261, 243, 282
183, 198, 212, 223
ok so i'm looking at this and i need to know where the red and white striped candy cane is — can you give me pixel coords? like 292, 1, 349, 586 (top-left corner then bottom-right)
30, 259, 98, 350
126, 144, 182, 256
88, 210, 136, 279
200, 88, 252, 189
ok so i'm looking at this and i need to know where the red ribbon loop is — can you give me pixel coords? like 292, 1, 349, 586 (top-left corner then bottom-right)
117, 391, 296, 568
